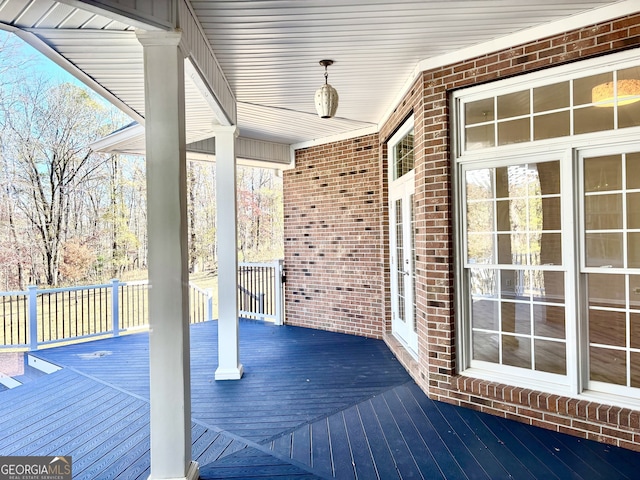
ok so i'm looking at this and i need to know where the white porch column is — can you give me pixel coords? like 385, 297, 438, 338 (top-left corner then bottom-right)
214, 125, 244, 380
136, 30, 198, 480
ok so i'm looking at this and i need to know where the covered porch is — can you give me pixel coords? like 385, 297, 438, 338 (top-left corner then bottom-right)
2, 1, 640, 478
2, 320, 640, 479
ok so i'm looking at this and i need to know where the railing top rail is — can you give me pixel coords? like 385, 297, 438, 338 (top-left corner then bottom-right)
238, 260, 283, 268
0, 290, 28, 297
116, 279, 149, 287
33, 283, 113, 295
188, 281, 210, 295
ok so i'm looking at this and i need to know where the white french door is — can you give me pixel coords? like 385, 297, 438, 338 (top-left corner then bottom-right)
390, 170, 417, 354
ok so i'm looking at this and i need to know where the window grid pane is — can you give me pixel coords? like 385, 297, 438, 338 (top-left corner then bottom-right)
465, 160, 566, 375
395, 199, 405, 323
584, 151, 640, 388
393, 132, 414, 180
463, 67, 640, 152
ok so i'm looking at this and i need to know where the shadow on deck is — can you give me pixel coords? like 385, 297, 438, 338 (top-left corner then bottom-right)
1, 320, 639, 479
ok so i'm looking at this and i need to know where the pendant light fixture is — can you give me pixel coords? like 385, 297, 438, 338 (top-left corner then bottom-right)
315, 60, 338, 118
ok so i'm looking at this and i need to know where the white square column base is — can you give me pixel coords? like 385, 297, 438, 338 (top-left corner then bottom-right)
215, 364, 244, 380
148, 461, 199, 480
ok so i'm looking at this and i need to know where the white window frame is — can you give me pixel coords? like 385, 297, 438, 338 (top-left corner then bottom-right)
453, 47, 640, 408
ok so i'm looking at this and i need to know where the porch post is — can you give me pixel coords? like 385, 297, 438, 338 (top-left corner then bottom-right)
214, 125, 244, 380
136, 30, 198, 480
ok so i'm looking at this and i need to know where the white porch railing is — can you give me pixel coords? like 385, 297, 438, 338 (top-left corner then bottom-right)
0, 260, 284, 351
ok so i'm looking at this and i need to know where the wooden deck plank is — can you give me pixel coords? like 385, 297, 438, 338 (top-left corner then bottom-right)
327, 412, 355, 480
435, 400, 543, 480
382, 386, 451, 480
272, 432, 293, 458
455, 408, 565, 480
291, 424, 311, 466
2, 321, 640, 479
397, 385, 509, 480
496, 415, 619, 480
36, 394, 140, 457
369, 393, 423, 479
310, 419, 333, 476
4, 386, 121, 454
340, 404, 379, 480
355, 399, 401, 480
34, 321, 412, 443
199, 447, 323, 479
546, 428, 640, 479
71, 409, 149, 478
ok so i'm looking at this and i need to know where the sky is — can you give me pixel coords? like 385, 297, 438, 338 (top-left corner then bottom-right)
0, 29, 114, 109
0, 29, 84, 86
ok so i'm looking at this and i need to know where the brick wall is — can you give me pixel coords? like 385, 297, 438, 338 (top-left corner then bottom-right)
377, 13, 640, 450
284, 13, 640, 450
283, 134, 387, 338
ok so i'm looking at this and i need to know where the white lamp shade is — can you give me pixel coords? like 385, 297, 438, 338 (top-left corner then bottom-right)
315, 83, 339, 118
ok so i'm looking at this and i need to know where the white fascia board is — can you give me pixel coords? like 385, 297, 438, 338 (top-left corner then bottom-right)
184, 59, 230, 127
187, 151, 290, 172
12, 29, 145, 124
92, 123, 293, 169
378, 0, 640, 130
57, 0, 169, 31
90, 122, 145, 152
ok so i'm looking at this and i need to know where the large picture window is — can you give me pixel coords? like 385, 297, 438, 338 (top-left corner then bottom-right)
456, 50, 640, 404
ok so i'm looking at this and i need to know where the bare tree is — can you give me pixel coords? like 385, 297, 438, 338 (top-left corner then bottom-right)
1, 80, 113, 285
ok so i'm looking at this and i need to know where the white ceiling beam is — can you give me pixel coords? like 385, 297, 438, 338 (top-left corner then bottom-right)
177, 0, 236, 126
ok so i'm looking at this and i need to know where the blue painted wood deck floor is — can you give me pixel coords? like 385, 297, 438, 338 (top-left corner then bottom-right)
0, 320, 639, 479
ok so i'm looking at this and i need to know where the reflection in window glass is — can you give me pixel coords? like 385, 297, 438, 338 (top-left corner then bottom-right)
472, 299, 499, 331
627, 152, 640, 189
537, 271, 564, 304
584, 155, 622, 192
498, 118, 530, 145
466, 124, 495, 151
588, 274, 625, 308
574, 72, 613, 106
535, 340, 566, 375
618, 102, 640, 129
630, 276, 640, 311
631, 352, 640, 388
590, 346, 626, 385
533, 305, 565, 338
585, 233, 623, 268
629, 233, 640, 268
465, 98, 494, 125
627, 192, 640, 229
574, 106, 614, 135
589, 309, 626, 346
533, 82, 570, 112
503, 335, 531, 369
393, 132, 414, 180
502, 302, 530, 334
497, 90, 530, 119
585, 194, 622, 230
465, 160, 565, 376
534, 111, 570, 140
473, 332, 499, 362
462, 66, 640, 153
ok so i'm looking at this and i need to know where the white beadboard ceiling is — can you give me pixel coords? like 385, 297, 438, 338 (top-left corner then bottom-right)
0, 0, 634, 148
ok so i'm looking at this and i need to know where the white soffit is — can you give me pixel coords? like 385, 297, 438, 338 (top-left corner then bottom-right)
0, 0, 636, 148
191, 0, 631, 144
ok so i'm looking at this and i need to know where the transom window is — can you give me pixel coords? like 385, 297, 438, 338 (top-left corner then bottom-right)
463, 66, 640, 152
455, 50, 640, 405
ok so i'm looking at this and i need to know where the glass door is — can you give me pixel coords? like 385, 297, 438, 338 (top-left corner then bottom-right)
390, 172, 417, 353
388, 119, 416, 355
